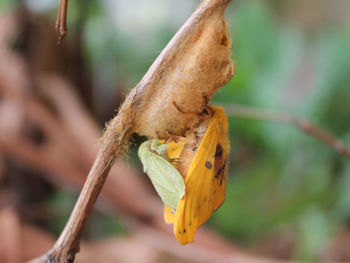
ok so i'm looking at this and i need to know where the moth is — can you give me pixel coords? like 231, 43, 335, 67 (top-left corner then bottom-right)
138, 139, 186, 210
164, 106, 230, 245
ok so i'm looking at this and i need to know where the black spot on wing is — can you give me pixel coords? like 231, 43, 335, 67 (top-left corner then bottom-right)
205, 161, 212, 169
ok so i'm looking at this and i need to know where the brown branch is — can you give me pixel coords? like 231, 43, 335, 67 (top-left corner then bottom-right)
222, 104, 350, 160
46, 114, 132, 262
0, 129, 160, 222
0, 39, 158, 221
0, 69, 161, 217
55, 0, 68, 44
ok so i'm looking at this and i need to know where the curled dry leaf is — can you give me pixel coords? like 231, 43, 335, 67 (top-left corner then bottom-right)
132, 0, 233, 138
105, 0, 234, 143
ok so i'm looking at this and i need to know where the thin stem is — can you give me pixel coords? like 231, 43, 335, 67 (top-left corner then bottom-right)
45, 115, 131, 263
56, 0, 68, 44
222, 104, 350, 160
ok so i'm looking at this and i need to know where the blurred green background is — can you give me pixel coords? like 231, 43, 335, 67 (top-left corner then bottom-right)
1, 0, 350, 261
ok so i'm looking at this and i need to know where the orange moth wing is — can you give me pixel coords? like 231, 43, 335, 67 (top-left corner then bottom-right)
164, 106, 230, 244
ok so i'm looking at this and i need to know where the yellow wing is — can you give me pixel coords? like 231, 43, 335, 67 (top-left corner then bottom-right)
164, 205, 176, 224
174, 106, 230, 244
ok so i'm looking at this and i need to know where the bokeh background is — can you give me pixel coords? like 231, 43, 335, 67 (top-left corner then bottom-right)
0, 0, 350, 262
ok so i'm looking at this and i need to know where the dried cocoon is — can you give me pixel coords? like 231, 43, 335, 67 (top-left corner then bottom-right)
130, 0, 234, 138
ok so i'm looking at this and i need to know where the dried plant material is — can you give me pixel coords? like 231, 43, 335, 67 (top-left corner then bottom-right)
164, 106, 230, 244
55, 0, 68, 44
223, 104, 350, 160
99, 0, 235, 170
118, 0, 234, 139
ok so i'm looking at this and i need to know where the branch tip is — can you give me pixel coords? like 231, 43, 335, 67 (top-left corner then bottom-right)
55, 0, 68, 45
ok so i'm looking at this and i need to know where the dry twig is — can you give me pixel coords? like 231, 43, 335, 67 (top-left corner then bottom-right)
223, 104, 350, 160
55, 0, 68, 44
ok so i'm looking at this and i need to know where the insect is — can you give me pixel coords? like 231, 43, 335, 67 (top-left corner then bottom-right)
138, 139, 186, 210
164, 106, 230, 245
